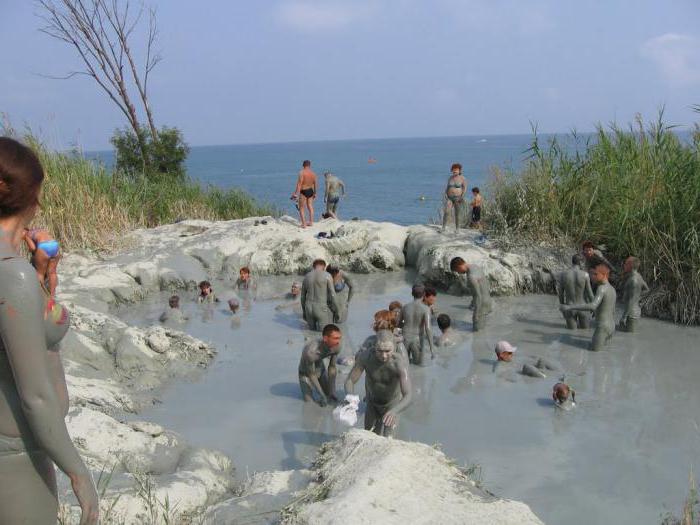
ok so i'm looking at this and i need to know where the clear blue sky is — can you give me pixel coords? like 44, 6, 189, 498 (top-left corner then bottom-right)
1, 0, 699, 150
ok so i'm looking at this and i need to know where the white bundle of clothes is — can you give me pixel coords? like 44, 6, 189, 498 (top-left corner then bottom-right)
332, 394, 360, 427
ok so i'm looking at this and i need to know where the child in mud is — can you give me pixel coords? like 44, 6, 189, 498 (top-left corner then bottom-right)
196, 280, 218, 303
552, 382, 576, 409
422, 286, 438, 318
235, 266, 256, 292
159, 295, 188, 323
24, 227, 60, 297
298, 324, 343, 406
436, 314, 460, 347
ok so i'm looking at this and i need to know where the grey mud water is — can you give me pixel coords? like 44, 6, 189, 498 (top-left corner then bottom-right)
116, 271, 700, 525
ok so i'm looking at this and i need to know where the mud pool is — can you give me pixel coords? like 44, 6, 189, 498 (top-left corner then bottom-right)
115, 272, 700, 525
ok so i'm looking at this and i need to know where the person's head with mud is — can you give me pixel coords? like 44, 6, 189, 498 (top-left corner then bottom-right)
374, 329, 396, 363
495, 341, 517, 362
0, 137, 99, 524
373, 309, 397, 332
552, 382, 575, 404
437, 313, 451, 334
590, 263, 610, 285
198, 280, 212, 297
623, 256, 640, 275
450, 256, 468, 275
412, 284, 425, 300
290, 281, 301, 297
572, 253, 584, 268
168, 295, 180, 309
423, 286, 437, 307
322, 323, 342, 350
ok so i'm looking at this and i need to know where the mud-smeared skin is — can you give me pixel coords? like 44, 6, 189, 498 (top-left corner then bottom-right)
159, 307, 188, 323
345, 331, 412, 437
399, 299, 434, 365
324, 174, 345, 218
0, 240, 96, 523
301, 269, 339, 331
333, 271, 354, 323
558, 263, 594, 329
442, 172, 466, 231
298, 338, 339, 406
465, 265, 492, 332
436, 328, 461, 347
563, 281, 617, 351
521, 363, 546, 378
618, 270, 648, 333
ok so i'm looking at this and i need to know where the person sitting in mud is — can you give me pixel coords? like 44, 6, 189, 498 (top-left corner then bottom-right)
298, 324, 342, 406
235, 266, 256, 292
324, 171, 346, 219
274, 282, 302, 311
23, 227, 60, 298
617, 256, 649, 333
442, 163, 466, 232
399, 285, 435, 364
291, 160, 317, 228
345, 330, 413, 437
552, 382, 576, 409
159, 295, 188, 323
301, 259, 340, 331
196, 280, 218, 303
469, 187, 483, 229
450, 257, 492, 332
422, 286, 438, 318
436, 314, 460, 347
494, 341, 553, 378
360, 309, 407, 358
561, 262, 617, 351
327, 265, 354, 323
558, 254, 594, 329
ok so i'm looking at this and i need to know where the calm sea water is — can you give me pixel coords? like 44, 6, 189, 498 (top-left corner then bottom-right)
90, 134, 553, 225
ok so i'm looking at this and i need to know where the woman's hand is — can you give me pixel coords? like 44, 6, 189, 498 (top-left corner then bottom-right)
70, 470, 99, 525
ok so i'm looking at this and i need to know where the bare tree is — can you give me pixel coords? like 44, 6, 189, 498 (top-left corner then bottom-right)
37, 0, 162, 166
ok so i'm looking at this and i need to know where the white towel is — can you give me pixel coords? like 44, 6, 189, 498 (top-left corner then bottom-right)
332, 395, 360, 426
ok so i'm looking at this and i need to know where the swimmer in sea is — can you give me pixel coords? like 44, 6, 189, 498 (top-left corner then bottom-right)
323, 172, 346, 219
291, 160, 317, 228
345, 330, 412, 437
469, 187, 483, 229
298, 324, 342, 406
23, 228, 60, 298
159, 295, 188, 323
196, 280, 218, 304
442, 163, 466, 232
327, 265, 354, 323
617, 256, 649, 333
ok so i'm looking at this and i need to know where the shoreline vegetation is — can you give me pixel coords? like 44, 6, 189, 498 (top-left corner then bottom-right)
487, 115, 700, 325
22, 132, 276, 252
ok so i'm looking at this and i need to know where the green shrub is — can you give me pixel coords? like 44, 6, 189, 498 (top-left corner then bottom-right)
110, 126, 189, 181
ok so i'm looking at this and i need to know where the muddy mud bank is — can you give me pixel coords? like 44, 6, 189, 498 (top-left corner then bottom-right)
56, 217, 552, 522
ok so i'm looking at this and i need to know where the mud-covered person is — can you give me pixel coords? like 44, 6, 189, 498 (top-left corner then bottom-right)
422, 286, 438, 318
345, 330, 412, 437
298, 324, 343, 406
436, 314, 461, 347
0, 137, 98, 524
274, 281, 302, 311
558, 254, 594, 329
450, 256, 492, 331
617, 256, 649, 333
196, 280, 218, 303
159, 295, 188, 323
235, 266, 256, 293
301, 259, 339, 331
399, 284, 435, 364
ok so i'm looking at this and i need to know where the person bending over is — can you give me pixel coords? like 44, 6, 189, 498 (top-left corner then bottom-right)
345, 330, 412, 437
324, 171, 346, 219
327, 265, 354, 323
24, 227, 60, 298
450, 256, 492, 331
298, 324, 342, 406
399, 284, 435, 364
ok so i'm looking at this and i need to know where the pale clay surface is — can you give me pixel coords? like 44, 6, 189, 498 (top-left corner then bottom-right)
55, 216, 553, 523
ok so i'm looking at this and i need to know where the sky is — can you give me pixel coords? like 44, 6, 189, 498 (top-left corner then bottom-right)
1, 0, 699, 151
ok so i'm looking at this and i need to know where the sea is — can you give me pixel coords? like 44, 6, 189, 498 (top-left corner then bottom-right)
89, 134, 561, 225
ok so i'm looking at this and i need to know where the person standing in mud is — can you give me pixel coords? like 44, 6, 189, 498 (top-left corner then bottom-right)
617, 256, 649, 333
327, 265, 354, 323
561, 263, 617, 351
301, 259, 340, 331
291, 160, 317, 228
558, 254, 594, 329
159, 295, 188, 323
345, 330, 412, 437
450, 257, 492, 331
0, 138, 98, 524
299, 324, 343, 406
442, 163, 467, 232
323, 172, 345, 219
399, 285, 435, 364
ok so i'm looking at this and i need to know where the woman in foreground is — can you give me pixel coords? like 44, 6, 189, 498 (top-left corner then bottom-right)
0, 137, 98, 524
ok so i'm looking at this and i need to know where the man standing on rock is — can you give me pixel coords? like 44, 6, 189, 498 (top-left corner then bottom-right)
345, 330, 412, 437
617, 256, 649, 333
561, 262, 617, 351
450, 257, 492, 331
299, 324, 342, 406
399, 285, 435, 365
301, 259, 340, 331
558, 254, 594, 329
323, 172, 346, 219
291, 160, 317, 228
